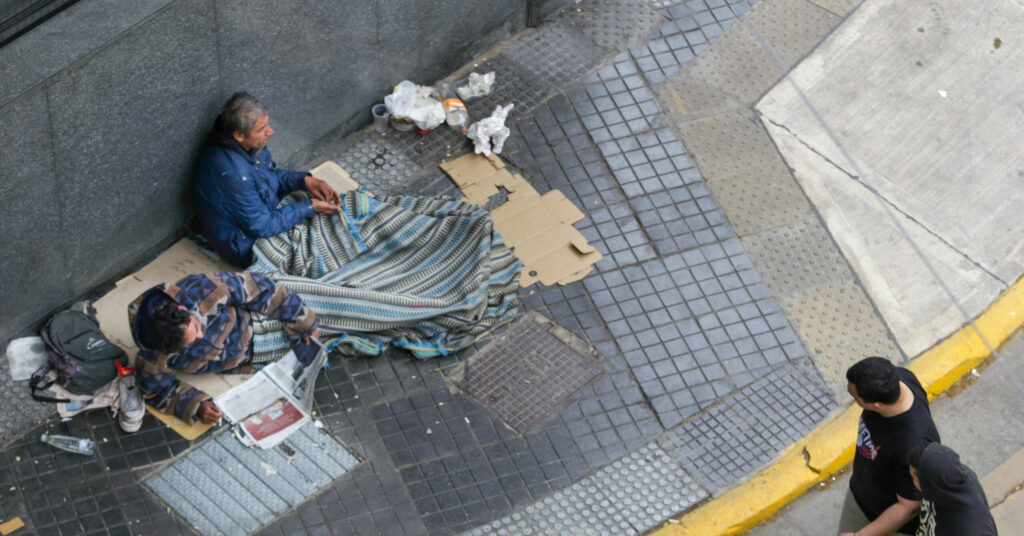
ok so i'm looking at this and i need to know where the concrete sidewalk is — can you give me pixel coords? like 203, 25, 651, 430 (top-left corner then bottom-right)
1, 0, 1023, 534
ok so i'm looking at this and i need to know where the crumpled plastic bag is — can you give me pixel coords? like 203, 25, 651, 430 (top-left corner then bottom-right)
6, 336, 48, 382
456, 71, 496, 100
466, 103, 514, 156
384, 80, 445, 130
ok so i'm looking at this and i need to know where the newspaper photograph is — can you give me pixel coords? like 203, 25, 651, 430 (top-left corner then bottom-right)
213, 338, 326, 448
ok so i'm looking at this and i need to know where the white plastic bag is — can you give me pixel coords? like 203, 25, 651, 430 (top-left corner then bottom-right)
466, 103, 514, 156
384, 80, 445, 130
6, 336, 48, 381
456, 72, 496, 100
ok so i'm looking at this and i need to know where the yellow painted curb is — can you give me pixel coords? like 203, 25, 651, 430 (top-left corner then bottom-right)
652, 276, 1024, 536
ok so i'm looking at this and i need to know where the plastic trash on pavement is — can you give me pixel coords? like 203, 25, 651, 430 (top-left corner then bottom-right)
455, 71, 496, 101
466, 103, 514, 156
6, 336, 48, 382
384, 80, 445, 131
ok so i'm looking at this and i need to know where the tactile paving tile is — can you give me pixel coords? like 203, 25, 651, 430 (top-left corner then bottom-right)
585, 243, 809, 428
629, 183, 734, 256
341, 346, 456, 407
556, 0, 667, 53
657, 72, 747, 123
596, 129, 700, 196
679, 10, 785, 105
330, 131, 420, 193
373, 389, 587, 534
146, 421, 359, 536
503, 95, 627, 209
742, 0, 842, 68
571, 74, 668, 141
586, 445, 706, 531
576, 201, 658, 270
500, 24, 607, 102
706, 158, 814, 237
470, 54, 551, 123
460, 445, 707, 536
675, 108, 782, 181
541, 355, 664, 471
742, 217, 853, 296
0, 354, 55, 447
808, 0, 862, 17
456, 312, 602, 432
659, 357, 835, 493
782, 280, 905, 394
634, 0, 757, 88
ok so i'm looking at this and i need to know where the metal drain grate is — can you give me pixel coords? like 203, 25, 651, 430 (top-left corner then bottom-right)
145, 421, 359, 536
453, 312, 602, 432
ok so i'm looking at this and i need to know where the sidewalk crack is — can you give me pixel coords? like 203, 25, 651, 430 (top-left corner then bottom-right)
801, 446, 821, 475
762, 116, 1008, 286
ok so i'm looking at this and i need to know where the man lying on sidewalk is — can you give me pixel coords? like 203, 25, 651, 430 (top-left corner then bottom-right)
840, 357, 941, 536
129, 272, 318, 424
193, 91, 341, 267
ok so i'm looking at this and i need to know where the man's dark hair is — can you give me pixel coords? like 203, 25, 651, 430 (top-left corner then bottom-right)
208, 91, 269, 145
846, 356, 901, 404
145, 300, 191, 353
907, 442, 932, 469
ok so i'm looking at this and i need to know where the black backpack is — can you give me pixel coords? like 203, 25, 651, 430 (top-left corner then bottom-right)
29, 302, 128, 402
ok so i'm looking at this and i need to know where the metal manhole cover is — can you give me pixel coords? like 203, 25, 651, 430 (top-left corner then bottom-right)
453, 311, 602, 432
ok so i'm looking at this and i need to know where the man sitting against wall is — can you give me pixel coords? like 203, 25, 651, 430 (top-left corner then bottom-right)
193, 91, 341, 267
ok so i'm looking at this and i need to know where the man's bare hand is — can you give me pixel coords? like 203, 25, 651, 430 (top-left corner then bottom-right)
304, 328, 320, 346
305, 175, 341, 205
198, 400, 224, 423
311, 199, 340, 214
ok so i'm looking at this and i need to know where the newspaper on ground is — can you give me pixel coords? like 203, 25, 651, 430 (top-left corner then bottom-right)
213, 339, 326, 449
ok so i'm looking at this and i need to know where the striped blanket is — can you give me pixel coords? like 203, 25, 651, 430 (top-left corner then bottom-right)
247, 190, 522, 361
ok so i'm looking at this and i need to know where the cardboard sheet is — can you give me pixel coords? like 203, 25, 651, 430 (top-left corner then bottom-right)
440, 153, 602, 286
145, 405, 213, 441
0, 517, 24, 535
311, 160, 360, 194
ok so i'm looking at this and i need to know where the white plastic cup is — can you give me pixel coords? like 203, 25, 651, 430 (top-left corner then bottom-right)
372, 104, 390, 132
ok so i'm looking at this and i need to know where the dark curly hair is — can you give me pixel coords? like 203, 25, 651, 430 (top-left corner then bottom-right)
146, 300, 191, 353
846, 356, 900, 404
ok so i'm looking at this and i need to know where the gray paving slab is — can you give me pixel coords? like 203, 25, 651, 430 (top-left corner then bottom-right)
659, 358, 835, 494
740, 0, 842, 68
757, 0, 1024, 357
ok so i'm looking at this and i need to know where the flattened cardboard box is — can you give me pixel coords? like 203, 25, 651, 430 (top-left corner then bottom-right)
440, 153, 601, 286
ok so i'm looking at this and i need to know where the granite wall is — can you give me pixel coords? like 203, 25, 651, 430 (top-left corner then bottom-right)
0, 0, 564, 344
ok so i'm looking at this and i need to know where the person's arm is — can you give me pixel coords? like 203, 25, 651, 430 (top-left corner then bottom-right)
839, 495, 920, 536
265, 151, 340, 205
134, 349, 213, 424
200, 272, 317, 339
224, 169, 315, 239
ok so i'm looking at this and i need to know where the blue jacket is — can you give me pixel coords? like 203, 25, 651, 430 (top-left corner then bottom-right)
194, 141, 314, 266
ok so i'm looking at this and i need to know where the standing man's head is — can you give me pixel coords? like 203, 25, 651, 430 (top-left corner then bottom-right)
210, 91, 273, 151
846, 356, 900, 410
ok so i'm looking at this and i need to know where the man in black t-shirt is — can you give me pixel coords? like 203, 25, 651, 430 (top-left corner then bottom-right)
839, 357, 941, 536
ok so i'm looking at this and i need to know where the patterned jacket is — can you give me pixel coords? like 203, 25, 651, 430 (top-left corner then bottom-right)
128, 272, 316, 423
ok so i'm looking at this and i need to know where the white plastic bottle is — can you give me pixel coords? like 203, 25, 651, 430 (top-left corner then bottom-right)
40, 434, 95, 455
434, 81, 470, 133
